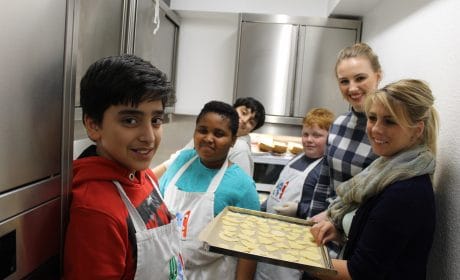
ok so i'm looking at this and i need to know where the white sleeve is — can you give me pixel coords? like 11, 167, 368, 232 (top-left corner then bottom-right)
164, 139, 194, 168
228, 139, 253, 177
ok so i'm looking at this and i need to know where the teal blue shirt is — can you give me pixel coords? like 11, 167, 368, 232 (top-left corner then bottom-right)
159, 149, 260, 216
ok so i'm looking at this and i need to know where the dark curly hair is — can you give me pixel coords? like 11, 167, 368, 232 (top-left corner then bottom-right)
80, 54, 173, 125
196, 101, 239, 136
233, 97, 266, 131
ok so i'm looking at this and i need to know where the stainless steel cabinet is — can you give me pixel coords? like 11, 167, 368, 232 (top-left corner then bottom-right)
294, 26, 357, 118
134, 0, 180, 107
74, 0, 127, 106
73, 0, 180, 108
236, 22, 298, 117
234, 14, 361, 124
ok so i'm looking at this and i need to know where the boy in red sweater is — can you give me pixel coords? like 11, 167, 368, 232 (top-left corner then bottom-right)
64, 54, 184, 279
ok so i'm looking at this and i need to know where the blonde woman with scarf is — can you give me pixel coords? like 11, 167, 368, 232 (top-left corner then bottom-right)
309, 79, 439, 280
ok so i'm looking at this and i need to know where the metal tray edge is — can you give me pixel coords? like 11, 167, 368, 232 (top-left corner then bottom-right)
199, 206, 337, 276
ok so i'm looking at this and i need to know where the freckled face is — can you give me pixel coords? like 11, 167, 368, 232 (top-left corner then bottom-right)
235, 105, 257, 136
366, 102, 421, 157
193, 112, 236, 169
301, 124, 328, 159
337, 57, 381, 112
85, 100, 164, 172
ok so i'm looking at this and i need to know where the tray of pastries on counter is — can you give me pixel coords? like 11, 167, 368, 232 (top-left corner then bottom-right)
250, 133, 303, 156
198, 206, 337, 276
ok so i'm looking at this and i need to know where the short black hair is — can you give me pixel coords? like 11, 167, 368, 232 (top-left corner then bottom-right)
233, 97, 266, 130
80, 54, 173, 125
196, 101, 239, 136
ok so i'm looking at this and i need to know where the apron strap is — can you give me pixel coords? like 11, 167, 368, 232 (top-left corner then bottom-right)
168, 155, 198, 188
207, 158, 228, 193
146, 175, 163, 200
113, 176, 160, 233
274, 155, 322, 187
169, 154, 229, 194
302, 157, 323, 176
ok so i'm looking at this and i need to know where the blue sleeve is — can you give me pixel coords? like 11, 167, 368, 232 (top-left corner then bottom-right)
234, 179, 260, 211
213, 166, 260, 215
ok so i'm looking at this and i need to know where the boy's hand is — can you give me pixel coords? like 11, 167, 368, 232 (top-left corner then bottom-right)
273, 201, 298, 217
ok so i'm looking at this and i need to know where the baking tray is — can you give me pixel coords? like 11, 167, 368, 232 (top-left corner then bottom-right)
198, 206, 337, 276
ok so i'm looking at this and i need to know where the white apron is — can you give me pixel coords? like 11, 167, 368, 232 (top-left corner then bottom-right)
114, 176, 185, 280
163, 156, 237, 280
256, 155, 322, 280
266, 155, 322, 214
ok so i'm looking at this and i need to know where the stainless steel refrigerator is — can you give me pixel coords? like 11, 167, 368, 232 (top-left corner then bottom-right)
0, 0, 74, 278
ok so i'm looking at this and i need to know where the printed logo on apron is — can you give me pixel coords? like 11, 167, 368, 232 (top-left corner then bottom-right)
272, 180, 290, 200
267, 155, 323, 213
176, 210, 192, 239
169, 254, 186, 280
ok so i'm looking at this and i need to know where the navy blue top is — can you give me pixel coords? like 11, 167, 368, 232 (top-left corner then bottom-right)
345, 175, 435, 280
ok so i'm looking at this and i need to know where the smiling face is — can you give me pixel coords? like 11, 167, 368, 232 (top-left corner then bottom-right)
194, 112, 237, 169
235, 105, 257, 137
337, 57, 381, 112
301, 123, 328, 159
85, 100, 164, 172
366, 101, 423, 158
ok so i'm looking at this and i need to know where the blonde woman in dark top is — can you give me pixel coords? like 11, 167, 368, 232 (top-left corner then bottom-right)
310, 79, 439, 280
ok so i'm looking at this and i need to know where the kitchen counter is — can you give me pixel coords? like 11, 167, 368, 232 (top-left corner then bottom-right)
250, 132, 301, 165
250, 132, 302, 145
249, 132, 302, 193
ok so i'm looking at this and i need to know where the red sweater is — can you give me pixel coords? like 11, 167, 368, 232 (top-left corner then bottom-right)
64, 153, 171, 279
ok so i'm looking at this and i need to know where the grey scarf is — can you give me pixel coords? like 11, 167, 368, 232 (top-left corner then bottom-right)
328, 145, 435, 230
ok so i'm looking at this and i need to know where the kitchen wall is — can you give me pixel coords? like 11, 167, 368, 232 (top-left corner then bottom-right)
170, 0, 335, 114
173, 12, 239, 115
361, 0, 460, 279
150, 114, 196, 167
170, 0, 460, 278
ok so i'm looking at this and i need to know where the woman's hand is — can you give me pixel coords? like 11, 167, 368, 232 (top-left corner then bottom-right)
310, 220, 342, 246
309, 210, 328, 223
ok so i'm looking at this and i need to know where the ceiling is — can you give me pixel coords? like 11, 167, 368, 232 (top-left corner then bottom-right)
330, 0, 382, 17
169, 0, 383, 18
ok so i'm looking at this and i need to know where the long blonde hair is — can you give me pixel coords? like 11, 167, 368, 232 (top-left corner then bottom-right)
364, 79, 439, 156
335, 43, 382, 77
